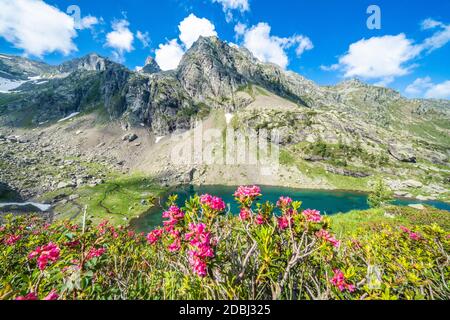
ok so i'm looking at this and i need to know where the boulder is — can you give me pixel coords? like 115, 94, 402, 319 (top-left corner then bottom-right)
122, 133, 138, 142
326, 166, 371, 178
402, 179, 423, 188
388, 144, 416, 163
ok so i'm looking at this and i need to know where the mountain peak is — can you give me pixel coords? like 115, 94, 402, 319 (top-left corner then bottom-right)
142, 56, 161, 74
58, 53, 109, 73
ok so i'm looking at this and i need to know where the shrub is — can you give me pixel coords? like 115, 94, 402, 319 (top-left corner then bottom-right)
0, 186, 448, 300
368, 179, 393, 208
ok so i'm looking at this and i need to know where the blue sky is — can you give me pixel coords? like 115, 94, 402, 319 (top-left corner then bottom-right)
0, 0, 449, 98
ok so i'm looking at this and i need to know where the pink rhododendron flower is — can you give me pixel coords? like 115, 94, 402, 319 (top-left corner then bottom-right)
409, 233, 421, 241
64, 240, 80, 248
43, 290, 59, 301
28, 242, 60, 270
185, 223, 215, 277
400, 226, 422, 241
277, 216, 292, 230
316, 229, 341, 248
162, 206, 185, 227
255, 214, 266, 225
16, 292, 38, 300
0, 226, 5, 232
86, 247, 106, 261
277, 196, 293, 208
210, 196, 226, 211
168, 238, 181, 252
200, 194, 226, 212
4, 234, 21, 246
234, 185, 262, 202
330, 269, 355, 293
200, 194, 213, 205
400, 226, 411, 233
303, 209, 322, 222
188, 254, 208, 277
239, 208, 251, 220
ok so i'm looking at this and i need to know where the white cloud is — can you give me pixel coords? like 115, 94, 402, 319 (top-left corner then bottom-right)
213, 0, 249, 12
421, 18, 444, 30
338, 34, 419, 81
155, 14, 218, 70
405, 77, 450, 99
178, 14, 217, 49
136, 30, 150, 48
320, 64, 339, 72
236, 22, 313, 69
0, 0, 77, 57
323, 19, 450, 85
419, 21, 450, 53
106, 19, 134, 62
155, 39, 185, 71
77, 15, 99, 30
234, 22, 247, 36
425, 80, 450, 99
405, 77, 433, 96
212, 0, 250, 22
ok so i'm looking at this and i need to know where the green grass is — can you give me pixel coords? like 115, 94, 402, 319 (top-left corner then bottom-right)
280, 148, 371, 191
41, 174, 167, 226
330, 205, 450, 238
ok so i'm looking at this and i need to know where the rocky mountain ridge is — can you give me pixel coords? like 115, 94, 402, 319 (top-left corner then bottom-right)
0, 36, 449, 204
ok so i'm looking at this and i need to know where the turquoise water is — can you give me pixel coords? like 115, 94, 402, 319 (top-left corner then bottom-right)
130, 185, 450, 232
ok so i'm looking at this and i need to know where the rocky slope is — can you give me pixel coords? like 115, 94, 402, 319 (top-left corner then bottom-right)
0, 36, 449, 205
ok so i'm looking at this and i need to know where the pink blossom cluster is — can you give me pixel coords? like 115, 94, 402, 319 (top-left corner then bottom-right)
277, 203, 295, 230
400, 226, 422, 241
16, 290, 59, 301
303, 209, 322, 223
162, 205, 185, 227
330, 269, 355, 292
316, 229, 341, 248
255, 215, 266, 225
239, 208, 251, 221
234, 185, 262, 202
64, 240, 80, 248
28, 242, 60, 270
0, 225, 5, 232
276, 196, 293, 208
185, 223, 215, 277
98, 220, 119, 238
146, 228, 164, 245
277, 215, 293, 230
86, 247, 107, 261
4, 234, 21, 246
167, 229, 181, 252
200, 194, 226, 212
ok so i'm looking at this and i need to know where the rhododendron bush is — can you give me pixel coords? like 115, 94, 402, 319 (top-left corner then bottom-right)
0, 187, 449, 300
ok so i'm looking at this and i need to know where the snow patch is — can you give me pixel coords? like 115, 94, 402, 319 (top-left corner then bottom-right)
155, 136, 165, 144
58, 112, 80, 122
225, 113, 234, 125
0, 54, 12, 60
0, 77, 26, 92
